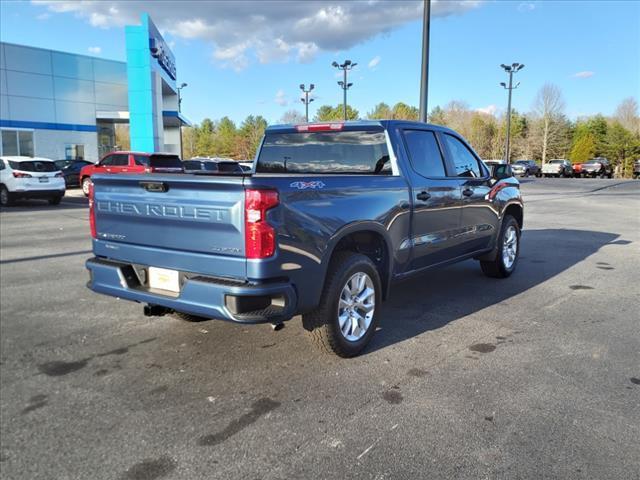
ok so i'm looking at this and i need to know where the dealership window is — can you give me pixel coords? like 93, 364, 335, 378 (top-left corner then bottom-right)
65, 144, 85, 160
1, 129, 34, 157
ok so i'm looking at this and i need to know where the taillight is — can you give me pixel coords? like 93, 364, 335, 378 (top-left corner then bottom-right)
12, 172, 32, 178
88, 183, 97, 239
245, 189, 279, 259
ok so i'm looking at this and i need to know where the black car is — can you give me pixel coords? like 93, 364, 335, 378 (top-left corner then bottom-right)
54, 159, 92, 187
182, 157, 244, 174
581, 158, 613, 178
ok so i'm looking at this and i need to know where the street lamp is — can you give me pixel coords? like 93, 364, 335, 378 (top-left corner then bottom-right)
300, 83, 315, 123
177, 82, 187, 159
332, 60, 357, 121
419, 0, 431, 123
500, 63, 524, 163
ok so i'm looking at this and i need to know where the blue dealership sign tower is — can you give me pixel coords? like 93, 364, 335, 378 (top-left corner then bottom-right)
125, 13, 188, 154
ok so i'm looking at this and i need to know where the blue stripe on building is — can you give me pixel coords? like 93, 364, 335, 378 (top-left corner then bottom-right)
0, 119, 97, 132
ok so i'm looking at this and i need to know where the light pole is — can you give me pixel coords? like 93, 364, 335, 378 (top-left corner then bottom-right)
300, 83, 315, 123
177, 82, 187, 159
419, 0, 431, 123
500, 63, 524, 163
332, 60, 357, 120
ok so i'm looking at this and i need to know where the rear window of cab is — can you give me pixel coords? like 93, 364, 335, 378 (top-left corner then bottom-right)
8, 160, 58, 172
256, 130, 391, 175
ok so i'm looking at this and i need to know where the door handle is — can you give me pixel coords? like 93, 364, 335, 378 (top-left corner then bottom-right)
462, 188, 474, 197
416, 191, 431, 201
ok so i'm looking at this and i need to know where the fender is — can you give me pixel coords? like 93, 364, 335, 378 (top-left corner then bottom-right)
318, 221, 395, 300
476, 199, 523, 261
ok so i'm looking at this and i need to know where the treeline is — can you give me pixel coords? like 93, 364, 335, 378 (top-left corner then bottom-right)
183, 85, 639, 175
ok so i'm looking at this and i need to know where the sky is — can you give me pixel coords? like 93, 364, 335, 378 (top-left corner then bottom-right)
1, 0, 638, 125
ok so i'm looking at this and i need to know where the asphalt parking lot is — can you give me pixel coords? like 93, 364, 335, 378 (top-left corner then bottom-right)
1, 178, 639, 480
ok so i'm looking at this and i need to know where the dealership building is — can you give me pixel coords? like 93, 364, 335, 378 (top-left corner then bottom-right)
0, 13, 188, 162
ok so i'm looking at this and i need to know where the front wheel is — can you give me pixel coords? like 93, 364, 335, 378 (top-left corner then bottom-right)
480, 215, 520, 278
303, 252, 381, 357
81, 177, 92, 196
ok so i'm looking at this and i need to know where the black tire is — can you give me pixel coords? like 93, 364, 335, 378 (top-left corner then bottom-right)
0, 185, 13, 206
480, 215, 520, 278
172, 311, 209, 322
302, 252, 382, 357
81, 177, 92, 197
535, 171, 542, 178
48, 196, 62, 205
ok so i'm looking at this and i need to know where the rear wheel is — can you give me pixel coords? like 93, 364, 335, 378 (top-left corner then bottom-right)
480, 215, 520, 278
48, 196, 62, 205
81, 177, 92, 196
303, 252, 381, 357
0, 186, 13, 206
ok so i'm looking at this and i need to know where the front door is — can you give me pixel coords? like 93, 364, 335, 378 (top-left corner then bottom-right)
401, 129, 463, 271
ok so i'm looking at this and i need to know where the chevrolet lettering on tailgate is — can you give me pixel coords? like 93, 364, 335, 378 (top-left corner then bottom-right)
97, 201, 227, 222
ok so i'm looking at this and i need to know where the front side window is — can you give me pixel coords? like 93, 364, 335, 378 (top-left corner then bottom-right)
442, 134, 482, 178
100, 155, 113, 166
111, 154, 129, 166
403, 130, 446, 178
257, 130, 391, 174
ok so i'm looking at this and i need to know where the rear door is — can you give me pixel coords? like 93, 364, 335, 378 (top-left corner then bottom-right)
400, 128, 463, 270
440, 133, 498, 254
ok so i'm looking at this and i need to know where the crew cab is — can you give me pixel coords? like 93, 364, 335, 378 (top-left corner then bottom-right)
80, 151, 183, 196
85, 121, 524, 357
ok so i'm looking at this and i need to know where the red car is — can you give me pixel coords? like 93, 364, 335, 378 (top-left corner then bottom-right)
572, 162, 583, 178
80, 151, 183, 196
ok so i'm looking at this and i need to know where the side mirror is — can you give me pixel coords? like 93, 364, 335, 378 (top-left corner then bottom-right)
492, 164, 512, 180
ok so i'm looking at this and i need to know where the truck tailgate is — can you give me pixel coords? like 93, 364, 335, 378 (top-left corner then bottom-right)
92, 173, 246, 278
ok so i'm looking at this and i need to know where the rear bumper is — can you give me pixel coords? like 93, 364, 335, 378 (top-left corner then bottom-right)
10, 189, 65, 199
86, 257, 297, 324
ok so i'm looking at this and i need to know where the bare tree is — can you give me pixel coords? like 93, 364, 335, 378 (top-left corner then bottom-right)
279, 109, 306, 124
614, 97, 639, 136
531, 84, 566, 164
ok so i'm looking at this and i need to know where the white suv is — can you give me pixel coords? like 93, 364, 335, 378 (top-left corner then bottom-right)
0, 156, 66, 206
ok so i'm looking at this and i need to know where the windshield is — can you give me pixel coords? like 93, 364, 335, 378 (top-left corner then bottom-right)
514, 161, 528, 165
585, 159, 601, 164
549, 160, 564, 164
9, 160, 58, 172
257, 129, 391, 174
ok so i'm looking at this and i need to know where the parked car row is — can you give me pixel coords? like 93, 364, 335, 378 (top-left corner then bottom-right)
484, 158, 620, 179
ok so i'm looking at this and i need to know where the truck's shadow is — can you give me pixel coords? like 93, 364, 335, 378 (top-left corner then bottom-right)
367, 228, 621, 354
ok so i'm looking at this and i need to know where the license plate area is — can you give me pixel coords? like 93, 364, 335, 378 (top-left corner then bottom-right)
148, 267, 180, 293
39, 177, 49, 183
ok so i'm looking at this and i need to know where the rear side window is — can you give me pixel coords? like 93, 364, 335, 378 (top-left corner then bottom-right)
442, 134, 482, 178
256, 130, 391, 174
134, 155, 149, 166
8, 160, 57, 172
403, 130, 446, 178
149, 155, 182, 169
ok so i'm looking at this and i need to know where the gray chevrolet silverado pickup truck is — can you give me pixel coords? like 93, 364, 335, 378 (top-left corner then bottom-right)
86, 120, 523, 357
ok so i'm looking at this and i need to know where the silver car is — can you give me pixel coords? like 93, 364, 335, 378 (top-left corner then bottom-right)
542, 159, 572, 178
